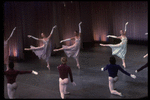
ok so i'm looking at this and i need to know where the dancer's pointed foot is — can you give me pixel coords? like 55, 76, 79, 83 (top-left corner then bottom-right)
47, 65, 50, 70
77, 64, 80, 69
24, 48, 30, 50
100, 44, 105, 46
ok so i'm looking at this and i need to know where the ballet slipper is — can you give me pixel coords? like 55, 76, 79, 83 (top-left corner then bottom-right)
77, 64, 80, 69
47, 65, 50, 70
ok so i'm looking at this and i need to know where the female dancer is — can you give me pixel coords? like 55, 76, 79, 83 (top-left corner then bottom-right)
4, 27, 16, 70
4, 62, 38, 99
100, 22, 128, 68
57, 57, 76, 99
24, 25, 57, 70
53, 22, 82, 69
101, 56, 136, 96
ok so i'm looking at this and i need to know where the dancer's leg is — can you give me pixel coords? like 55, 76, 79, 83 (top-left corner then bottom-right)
59, 78, 65, 99
47, 61, 50, 70
100, 44, 111, 46
122, 59, 126, 68
113, 77, 118, 89
7, 83, 17, 99
53, 48, 64, 52
59, 78, 69, 99
75, 57, 80, 69
6, 64, 9, 71
108, 77, 122, 96
24, 45, 44, 51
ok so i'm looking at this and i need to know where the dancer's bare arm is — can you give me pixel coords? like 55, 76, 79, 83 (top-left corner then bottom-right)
47, 25, 57, 39
78, 22, 82, 37
5, 27, 16, 43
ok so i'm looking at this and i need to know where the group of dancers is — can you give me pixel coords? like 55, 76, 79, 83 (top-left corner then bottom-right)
4, 22, 148, 99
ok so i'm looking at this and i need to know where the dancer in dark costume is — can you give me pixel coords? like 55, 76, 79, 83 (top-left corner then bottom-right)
4, 62, 38, 99
101, 56, 136, 96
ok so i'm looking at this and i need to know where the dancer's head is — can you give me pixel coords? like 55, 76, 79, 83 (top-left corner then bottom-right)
120, 30, 126, 35
41, 33, 46, 38
61, 57, 67, 64
74, 30, 79, 37
120, 30, 123, 35
9, 62, 14, 69
109, 56, 116, 64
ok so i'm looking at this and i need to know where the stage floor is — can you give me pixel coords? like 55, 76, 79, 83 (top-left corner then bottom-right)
4, 44, 148, 99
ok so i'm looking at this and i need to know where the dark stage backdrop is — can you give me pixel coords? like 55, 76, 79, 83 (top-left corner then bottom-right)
3, 1, 148, 59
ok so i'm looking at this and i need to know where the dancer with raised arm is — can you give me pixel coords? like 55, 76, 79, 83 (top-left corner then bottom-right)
57, 57, 76, 99
24, 25, 57, 70
53, 22, 82, 69
4, 62, 38, 99
101, 56, 136, 96
4, 27, 16, 70
100, 22, 128, 68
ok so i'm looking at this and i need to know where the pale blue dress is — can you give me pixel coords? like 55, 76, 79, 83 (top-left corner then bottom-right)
109, 37, 127, 59
30, 39, 52, 62
62, 37, 80, 59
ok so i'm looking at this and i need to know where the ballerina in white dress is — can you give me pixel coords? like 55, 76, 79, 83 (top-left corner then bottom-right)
24, 25, 57, 70
100, 22, 129, 68
53, 22, 82, 69
4, 27, 16, 70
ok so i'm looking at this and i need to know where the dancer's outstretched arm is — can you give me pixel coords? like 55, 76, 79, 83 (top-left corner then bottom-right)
60, 37, 75, 43
124, 22, 128, 34
5, 27, 16, 43
107, 35, 121, 39
28, 35, 43, 41
78, 22, 82, 37
47, 25, 57, 39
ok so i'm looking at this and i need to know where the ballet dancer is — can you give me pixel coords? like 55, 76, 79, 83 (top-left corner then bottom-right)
135, 33, 148, 73
53, 22, 82, 69
57, 57, 76, 99
101, 56, 136, 96
24, 25, 57, 70
4, 27, 16, 70
4, 62, 38, 99
100, 22, 129, 68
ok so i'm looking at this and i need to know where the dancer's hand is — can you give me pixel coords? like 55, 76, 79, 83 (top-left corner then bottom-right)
130, 74, 136, 79
79, 22, 82, 26
53, 25, 57, 29
125, 22, 129, 25
28, 35, 32, 38
143, 54, 148, 58
60, 40, 63, 43
101, 67, 104, 71
145, 33, 148, 35
13, 27, 16, 30
32, 70, 38, 75
106, 35, 110, 38
72, 82, 76, 86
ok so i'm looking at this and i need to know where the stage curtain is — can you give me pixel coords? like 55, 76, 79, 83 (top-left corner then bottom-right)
4, 1, 148, 60
91, 1, 148, 42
